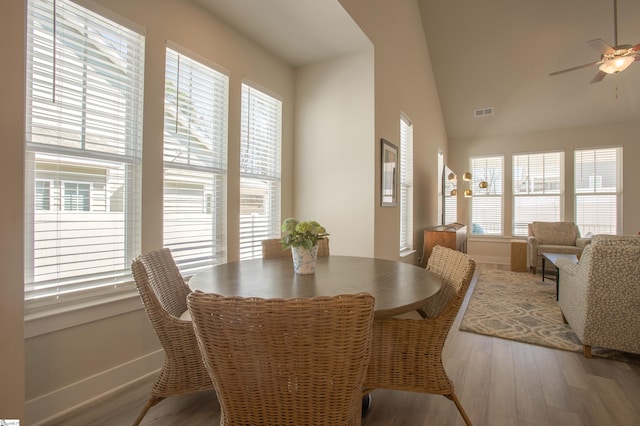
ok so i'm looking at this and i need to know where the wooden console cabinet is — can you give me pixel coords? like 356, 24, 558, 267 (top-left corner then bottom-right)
420, 223, 467, 267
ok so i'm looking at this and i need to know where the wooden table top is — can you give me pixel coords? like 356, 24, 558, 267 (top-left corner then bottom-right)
188, 255, 442, 319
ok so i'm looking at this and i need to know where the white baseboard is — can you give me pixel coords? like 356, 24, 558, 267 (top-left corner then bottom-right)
26, 349, 163, 426
473, 255, 510, 265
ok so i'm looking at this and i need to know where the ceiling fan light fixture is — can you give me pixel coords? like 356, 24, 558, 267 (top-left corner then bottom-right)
599, 56, 634, 74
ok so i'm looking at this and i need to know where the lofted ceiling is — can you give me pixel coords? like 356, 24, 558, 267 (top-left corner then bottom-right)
190, 0, 371, 67
191, 0, 640, 140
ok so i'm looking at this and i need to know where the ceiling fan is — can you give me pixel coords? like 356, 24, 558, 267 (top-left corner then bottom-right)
550, 0, 640, 83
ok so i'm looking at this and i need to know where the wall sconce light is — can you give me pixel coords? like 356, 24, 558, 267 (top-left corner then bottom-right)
462, 172, 472, 181
464, 188, 473, 198
447, 172, 456, 181
479, 180, 488, 189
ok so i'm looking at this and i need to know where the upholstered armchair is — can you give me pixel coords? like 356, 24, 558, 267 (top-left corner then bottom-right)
527, 221, 591, 274
556, 234, 640, 357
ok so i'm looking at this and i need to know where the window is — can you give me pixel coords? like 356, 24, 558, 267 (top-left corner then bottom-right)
163, 47, 228, 274
574, 147, 621, 235
470, 156, 503, 235
512, 152, 563, 236
35, 180, 51, 211
25, 0, 144, 304
437, 151, 443, 225
64, 182, 91, 211
239, 84, 282, 259
399, 114, 413, 252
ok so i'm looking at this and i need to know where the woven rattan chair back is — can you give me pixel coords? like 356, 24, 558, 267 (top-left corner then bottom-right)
364, 245, 476, 425
261, 238, 292, 259
317, 237, 330, 256
131, 248, 213, 425
261, 237, 330, 258
188, 292, 375, 426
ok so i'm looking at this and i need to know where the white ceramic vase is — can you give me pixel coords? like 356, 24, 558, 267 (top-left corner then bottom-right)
292, 244, 319, 274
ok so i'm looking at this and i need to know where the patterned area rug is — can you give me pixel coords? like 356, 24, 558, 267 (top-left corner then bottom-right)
460, 269, 639, 361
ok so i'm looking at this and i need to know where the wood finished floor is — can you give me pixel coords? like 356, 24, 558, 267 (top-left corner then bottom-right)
53, 264, 640, 426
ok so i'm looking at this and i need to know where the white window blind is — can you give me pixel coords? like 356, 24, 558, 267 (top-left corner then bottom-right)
512, 151, 563, 236
437, 151, 444, 226
25, 0, 144, 304
575, 147, 621, 235
239, 84, 282, 260
163, 48, 228, 275
470, 156, 503, 235
399, 114, 413, 251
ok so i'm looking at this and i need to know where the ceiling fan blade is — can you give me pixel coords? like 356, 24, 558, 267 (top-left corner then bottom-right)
589, 70, 607, 84
550, 61, 599, 76
586, 38, 615, 55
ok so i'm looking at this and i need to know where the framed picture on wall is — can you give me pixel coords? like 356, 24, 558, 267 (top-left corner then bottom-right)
381, 138, 398, 207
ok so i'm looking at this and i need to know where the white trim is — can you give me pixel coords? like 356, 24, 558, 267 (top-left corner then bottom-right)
472, 255, 510, 265
26, 350, 163, 426
467, 235, 511, 243
399, 249, 416, 258
25, 290, 142, 338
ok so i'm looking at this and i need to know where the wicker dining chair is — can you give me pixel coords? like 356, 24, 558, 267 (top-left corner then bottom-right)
363, 245, 476, 425
131, 248, 213, 426
261, 238, 292, 259
187, 291, 375, 426
261, 237, 330, 259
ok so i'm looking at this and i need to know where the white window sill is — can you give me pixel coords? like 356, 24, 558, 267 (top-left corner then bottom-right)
400, 249, 416, 258
24, 290, 142, 339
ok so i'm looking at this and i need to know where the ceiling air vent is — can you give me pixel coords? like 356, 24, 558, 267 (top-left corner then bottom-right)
474, 107, 494, 118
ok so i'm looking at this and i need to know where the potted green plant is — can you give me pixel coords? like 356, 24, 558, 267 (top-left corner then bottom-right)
281, 218, 329, 274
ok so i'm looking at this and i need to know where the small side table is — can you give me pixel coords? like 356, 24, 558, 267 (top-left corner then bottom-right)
541, 253, 579, 301
510, 240, 527, 272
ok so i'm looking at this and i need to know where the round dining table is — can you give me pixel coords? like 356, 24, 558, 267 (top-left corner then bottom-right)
188, 255, 442, 319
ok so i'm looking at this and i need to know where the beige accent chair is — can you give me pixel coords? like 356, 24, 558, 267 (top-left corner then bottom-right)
188, 291, 374, 426
556, 234, 640, 358
131, 248, 214, 425
261, 237, 330, 259
363, 245, 476, 425
527, 221, 591, 274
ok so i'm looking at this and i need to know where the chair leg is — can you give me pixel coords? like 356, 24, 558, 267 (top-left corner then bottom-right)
133, 395, 165, 426
446, 393, 472, 426
583, 345, 592, 358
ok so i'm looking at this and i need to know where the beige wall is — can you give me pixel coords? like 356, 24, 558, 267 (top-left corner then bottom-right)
294, 50, 376, 257
340, 0, 449, 262
449, 120, 640, 263
0, 0, 26, 421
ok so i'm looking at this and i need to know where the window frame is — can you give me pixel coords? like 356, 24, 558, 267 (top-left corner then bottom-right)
469, 155, 504, 236
24, 0, 144, 310
399, 113, 413, 253
162, 45, 229, 275
574, 147, 622, 235
239, 82, 282, 260
512, 151, 564, 236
